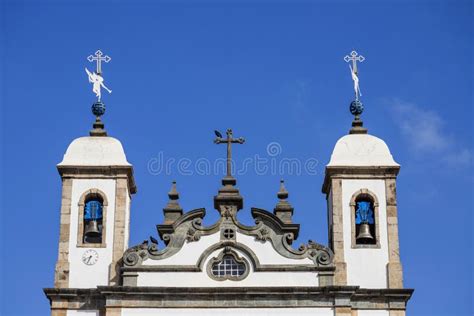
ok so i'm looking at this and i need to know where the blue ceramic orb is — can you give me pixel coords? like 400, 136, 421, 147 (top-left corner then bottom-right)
350, 100, 364, 116
92, 101, 106, 117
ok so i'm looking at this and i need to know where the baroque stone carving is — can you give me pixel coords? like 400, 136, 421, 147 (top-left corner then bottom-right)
122, 206, 334, 269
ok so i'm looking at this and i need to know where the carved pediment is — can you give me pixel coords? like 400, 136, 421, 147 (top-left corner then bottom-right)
123, 206, 333, 269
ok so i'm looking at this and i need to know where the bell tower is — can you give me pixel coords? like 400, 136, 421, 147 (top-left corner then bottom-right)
322, 51, 404, 291
54, 105, 136, 289
54, 50, 136, 289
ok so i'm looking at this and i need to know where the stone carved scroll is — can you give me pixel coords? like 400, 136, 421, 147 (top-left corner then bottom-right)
123, 206, 333, 268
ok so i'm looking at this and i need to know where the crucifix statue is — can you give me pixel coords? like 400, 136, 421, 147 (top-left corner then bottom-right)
85, 50, 112, 102
214, 129, 245, 178
344, 50, 365, 100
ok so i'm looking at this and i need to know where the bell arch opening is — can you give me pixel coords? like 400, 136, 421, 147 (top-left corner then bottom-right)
350, 189, 381, 249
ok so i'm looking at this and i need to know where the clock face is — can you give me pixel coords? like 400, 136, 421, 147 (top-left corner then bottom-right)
82, 249, 99, 266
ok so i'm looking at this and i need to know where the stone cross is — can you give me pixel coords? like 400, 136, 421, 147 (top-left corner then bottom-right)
87, 50, 111, 75
214, 129, 245, 177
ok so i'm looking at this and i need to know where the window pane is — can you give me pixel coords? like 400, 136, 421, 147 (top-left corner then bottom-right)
211, 255, 246, 278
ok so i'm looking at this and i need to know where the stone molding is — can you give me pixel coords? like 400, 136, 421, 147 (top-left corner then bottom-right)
322, 166, 400, 194
44, 286, 414, 310
349, 188, 381, 249
57, 165, 137, 195
76, 188, 109, 248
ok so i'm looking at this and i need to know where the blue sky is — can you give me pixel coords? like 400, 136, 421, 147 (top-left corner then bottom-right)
1, 1, 472, 315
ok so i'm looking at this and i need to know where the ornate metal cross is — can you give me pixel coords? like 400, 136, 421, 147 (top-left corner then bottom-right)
214, 129, 245, 177
87, 50, 111, 74
344, 50, 365, 74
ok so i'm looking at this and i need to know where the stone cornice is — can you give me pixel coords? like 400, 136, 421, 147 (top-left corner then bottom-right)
44, 286, 414, 309
57, 165, 137, 194
322, 165, 400, 194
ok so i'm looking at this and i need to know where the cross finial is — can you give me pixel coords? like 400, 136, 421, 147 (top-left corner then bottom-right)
87, 50, 111, 75
214, 129, 245, 178
344, 50, 368, 135
344, 50, 365, 75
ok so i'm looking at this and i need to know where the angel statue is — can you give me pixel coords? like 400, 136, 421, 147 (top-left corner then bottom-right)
349, 65, 361, 99
85, 68, 112, 101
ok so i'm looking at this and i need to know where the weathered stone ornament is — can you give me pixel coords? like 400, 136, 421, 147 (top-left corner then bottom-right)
213, 129, 245, 213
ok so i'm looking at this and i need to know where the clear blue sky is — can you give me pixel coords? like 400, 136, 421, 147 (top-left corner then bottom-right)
1, 1, 472, 315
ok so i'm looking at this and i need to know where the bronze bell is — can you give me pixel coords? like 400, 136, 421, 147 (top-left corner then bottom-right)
84, 220, 101, 238
356, 223, 374, 242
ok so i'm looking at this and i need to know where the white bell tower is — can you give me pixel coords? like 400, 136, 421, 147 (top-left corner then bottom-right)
322, 115, 404, 290
54, 116, 136, 289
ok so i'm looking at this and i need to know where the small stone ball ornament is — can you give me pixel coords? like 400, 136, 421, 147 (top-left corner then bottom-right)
350, 100, 364, 116
91, 101, 106, 117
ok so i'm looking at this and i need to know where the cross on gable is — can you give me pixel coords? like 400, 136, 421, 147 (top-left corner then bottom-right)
214, 129, 245, 178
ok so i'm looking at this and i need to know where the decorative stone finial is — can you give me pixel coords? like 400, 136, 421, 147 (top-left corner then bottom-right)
349, 100, 367, 134
163, 181, 183, 224
274, 179, 294, 224
89, 101, 107, 136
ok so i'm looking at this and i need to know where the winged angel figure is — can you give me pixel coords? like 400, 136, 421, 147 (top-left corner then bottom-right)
85, 68, 112, 101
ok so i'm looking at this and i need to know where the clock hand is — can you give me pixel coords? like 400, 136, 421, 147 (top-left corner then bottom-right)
87, 256, 92, 263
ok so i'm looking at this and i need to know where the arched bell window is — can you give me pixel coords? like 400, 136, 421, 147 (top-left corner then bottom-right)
77, 189, 108, 247
350, 189, 380, 248
354, 198, 376, 245
83, 197, 103, 244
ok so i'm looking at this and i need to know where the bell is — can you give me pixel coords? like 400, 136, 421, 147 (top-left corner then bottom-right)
356, 223, 374, 242
84, 220, 101, 238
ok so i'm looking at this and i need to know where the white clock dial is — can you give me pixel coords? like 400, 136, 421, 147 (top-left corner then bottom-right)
82, 249, 99, 266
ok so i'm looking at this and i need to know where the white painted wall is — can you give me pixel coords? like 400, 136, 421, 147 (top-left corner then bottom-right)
67, 310, 99, 316
137, 248, 318, 287
122, 308, 334, 316
142, 233, 220, 266
342, 179, 388, 288
237, 233, 314, 265
68, 179, 116, 288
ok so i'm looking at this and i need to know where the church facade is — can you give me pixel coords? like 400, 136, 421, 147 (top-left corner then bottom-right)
44, 98, 413, 315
